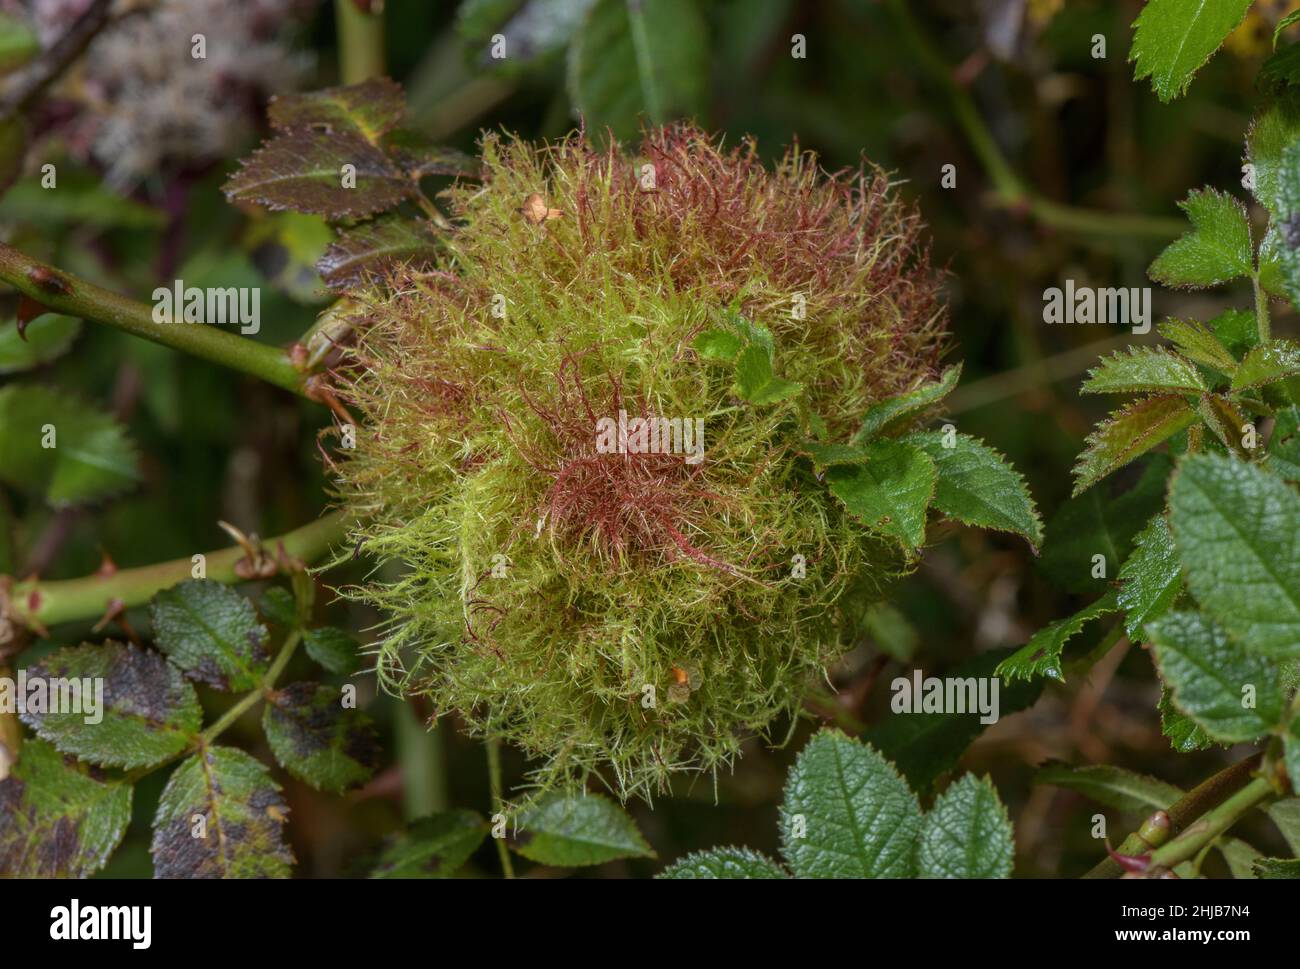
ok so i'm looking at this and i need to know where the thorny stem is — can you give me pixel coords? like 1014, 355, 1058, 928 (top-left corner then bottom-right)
486, 738, 515, 879
1083, 753, 1264, 878
0, 243, 310, 397
335, 0, 386, 85
1146, 777, 1276, 873
884, 0, 1183, 240
3, 511, 348, 635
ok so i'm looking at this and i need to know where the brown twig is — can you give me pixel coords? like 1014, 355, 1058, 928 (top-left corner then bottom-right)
0, 0, 115, 119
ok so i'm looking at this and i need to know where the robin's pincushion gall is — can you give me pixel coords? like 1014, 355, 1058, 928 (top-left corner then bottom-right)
331, 125, 948, 798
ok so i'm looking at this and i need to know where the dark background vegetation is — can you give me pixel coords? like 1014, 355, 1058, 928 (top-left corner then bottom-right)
2, 0, 1294, 877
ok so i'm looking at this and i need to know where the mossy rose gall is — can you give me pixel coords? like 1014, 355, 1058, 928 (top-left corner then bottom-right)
330, 124, 950, 798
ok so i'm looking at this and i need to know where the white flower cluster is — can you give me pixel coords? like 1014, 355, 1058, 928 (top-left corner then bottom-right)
20, 0, 317, 185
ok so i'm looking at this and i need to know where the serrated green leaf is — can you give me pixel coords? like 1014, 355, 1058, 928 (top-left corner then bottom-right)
1168, 453, 1300, 657
1158, 685, 1217, 752
905, 430, 1042, 549
151, 745, 294, 878
304, 627, 361, 675
566, 0, 708, 141
1071, 395, 1196, 496
263, 683, 379, 793
863, 648, 1041, 793
1268, 404, 1300, 481
799, 441, 872, 472
1158, 318, 1239, 375
1117, 514, 1182, 642
657, 847, 788, 879
1231, 340, 1300, 391
1130, 0, 1253, 102
916, 774, 1014, 879
1268, 436, 1300, 481
1082, 347, 1207, 395
1259, 223, 1287, 297
1209, 308, 1259, 357
268, 78, 405, 144
371, 810, 487, 878
1148, 611, 1283, 742
224, 131, 412, 219
0, 738, 132, 877
0, 314, 80, 374
733, 343, 802, 405
1248, 94, 1300, 216
693, 327, 743, 362
779, 731, 923, 878
0, 384, 139, 507
1148, 189, 1254, 288
1041, 455, 1171, 595
19, 642, 201, 770
852, 365, 962, 444
996, 590, 1119, 683
149, 580, 271, 691
1034, 762, 1182, 813
826, 438, 936, 551
1195, 394, 1251, 455
512, 792, 653, 866
1255, 857, 1300, 878
1273, 141, 1300, 306
1260, 42, 1300, 91
317, 214, 439, 291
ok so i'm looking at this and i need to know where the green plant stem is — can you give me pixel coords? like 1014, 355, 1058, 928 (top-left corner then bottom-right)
1253, 273, 1272, 343
0, 242, 308, 397
263, 627, 304, 686
1083, 753, 1264, 878
1064, 622, 1127, 679
396, 700, 447, 819
335, 0, 385, 84
486, 738, 514, 879
884, 0, 1182, 240
1147, 777, 1275, 872
5, 511, 348, 633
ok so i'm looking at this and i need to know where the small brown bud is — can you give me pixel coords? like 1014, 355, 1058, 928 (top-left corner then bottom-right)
25, 265, 71, 296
